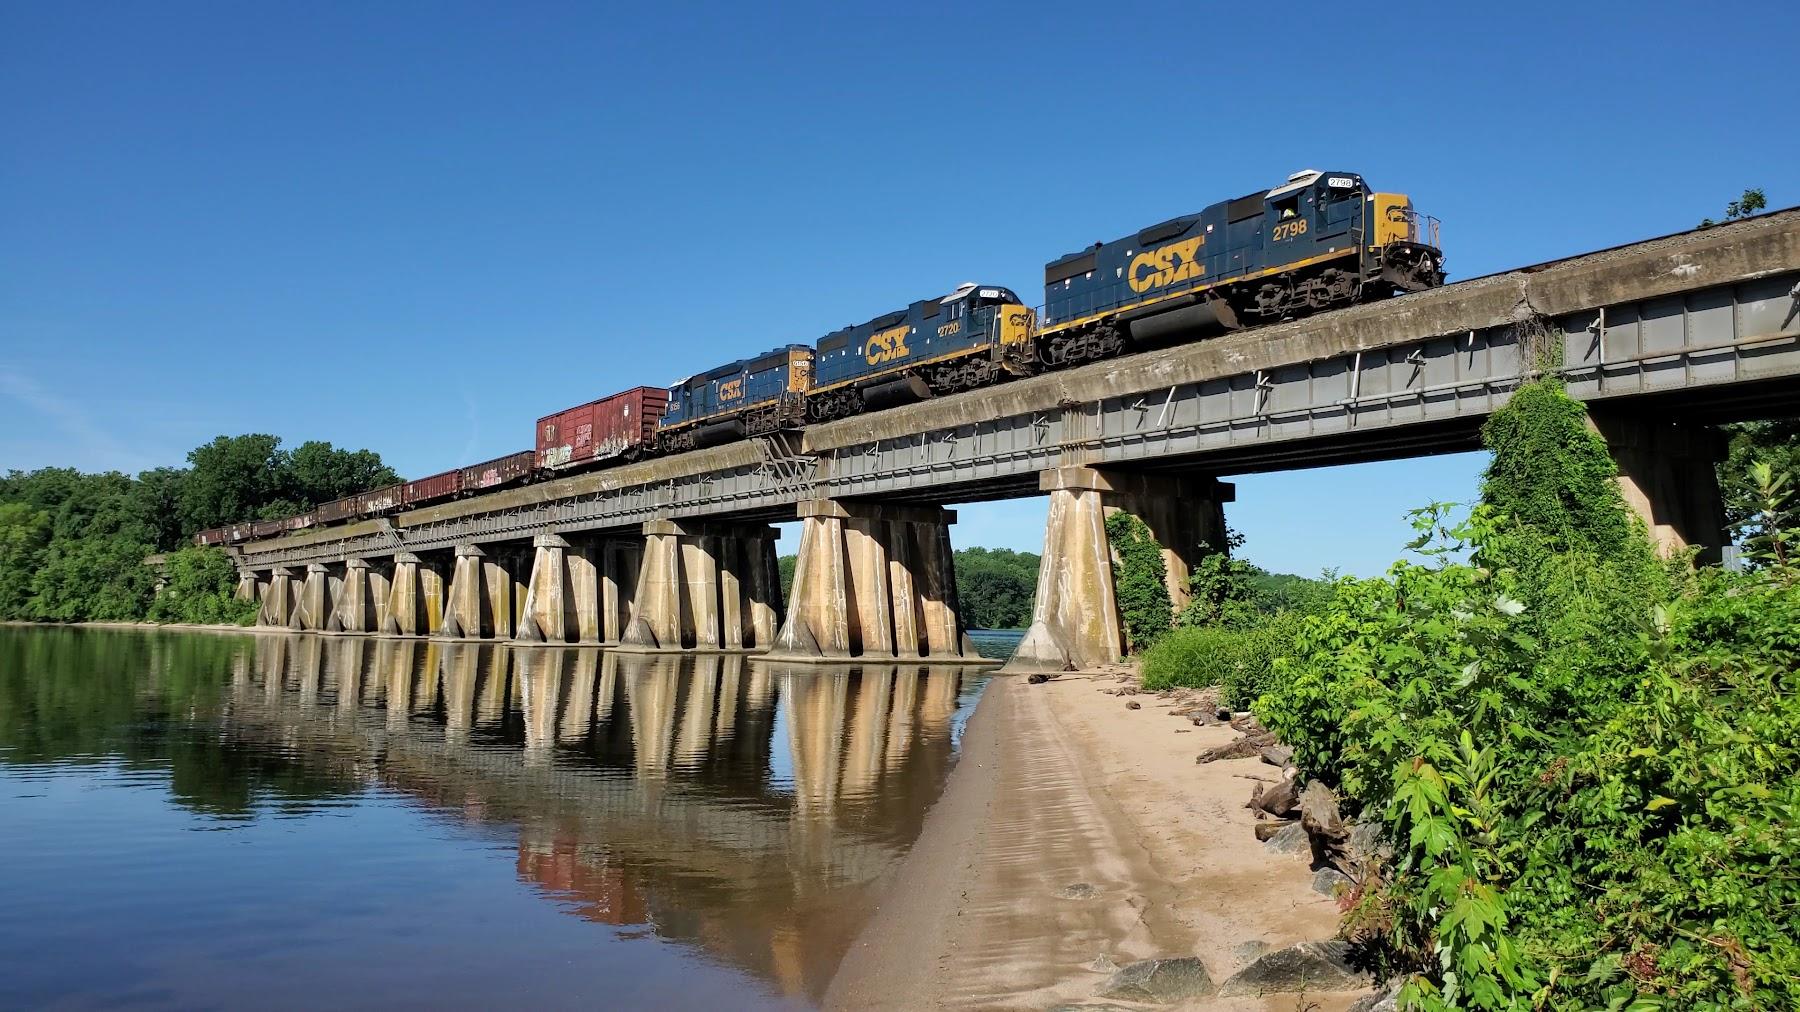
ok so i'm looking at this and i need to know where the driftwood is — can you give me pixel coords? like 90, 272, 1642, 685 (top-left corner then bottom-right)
1247, 773, 1301, 818
1195, 725, 1277, 764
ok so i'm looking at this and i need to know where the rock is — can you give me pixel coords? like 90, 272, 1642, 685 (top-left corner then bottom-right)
1348, 981, 1404, 1012
1126, 700, 1141, 710
1258, 744, 1295, 767
1027, 672, 1050, 684
1254, 820, 1299, 843
1248, 773, 1300, 818
1344, 820, 1389, 873
1088, 953, 1120, 973
1217, 940, 1370, 997
1300, 779, 1350, 866
1232, 939, 1271, 963
1312, 867, 1353, 898
1096, 957, 1215, 1004
1058, 882, 1098, 900
1263, 821, 1311, 854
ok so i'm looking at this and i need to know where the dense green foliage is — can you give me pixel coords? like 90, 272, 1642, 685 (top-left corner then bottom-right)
952, 547, 1039, 629
1253, 379, 1800, 1010
1477, 379, 1637, 557
0, 434, 397, 624
1141, 521, 1333, 705
1104, 511, 1172, 651
148, 548, 258, 626
1140, 612, 1306, 706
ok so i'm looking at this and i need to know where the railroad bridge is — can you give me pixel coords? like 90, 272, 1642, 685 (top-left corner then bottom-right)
231, 213, 1800, 669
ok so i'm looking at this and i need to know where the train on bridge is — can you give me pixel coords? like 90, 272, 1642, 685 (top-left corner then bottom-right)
195, 169, 1443, 546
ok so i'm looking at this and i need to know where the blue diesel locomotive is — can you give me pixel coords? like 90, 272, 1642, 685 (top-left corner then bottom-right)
804, 282, 1034, 421
658, 344, 813, 453
1036, 169, 1442, 366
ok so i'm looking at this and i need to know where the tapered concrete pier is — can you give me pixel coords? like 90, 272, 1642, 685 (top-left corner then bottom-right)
766, 500, 985, 663
617, 520, 781, 652
1008, 467, 1235, 672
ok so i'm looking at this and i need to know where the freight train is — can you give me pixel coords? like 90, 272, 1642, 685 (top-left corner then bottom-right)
195, 169, 1442, 545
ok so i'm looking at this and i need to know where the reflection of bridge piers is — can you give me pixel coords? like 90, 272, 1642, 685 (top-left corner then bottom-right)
218, 636, 978, 1005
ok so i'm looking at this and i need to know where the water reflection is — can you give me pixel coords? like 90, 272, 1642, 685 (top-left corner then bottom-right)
0, 628, 981, 1008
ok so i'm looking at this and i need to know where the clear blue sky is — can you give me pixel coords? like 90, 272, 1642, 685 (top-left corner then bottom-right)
3, 1, 1793, 576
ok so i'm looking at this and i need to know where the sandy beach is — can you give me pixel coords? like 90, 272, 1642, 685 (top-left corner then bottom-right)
827, 672, 1370, 1011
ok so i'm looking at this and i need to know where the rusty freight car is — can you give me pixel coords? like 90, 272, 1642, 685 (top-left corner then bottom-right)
402, 468, 462, 506
538, 386, 669, 471
357, 483, 404, 517
460, 450, 538, 493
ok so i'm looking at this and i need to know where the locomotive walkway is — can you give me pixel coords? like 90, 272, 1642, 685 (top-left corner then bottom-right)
230, 212, 1800, 669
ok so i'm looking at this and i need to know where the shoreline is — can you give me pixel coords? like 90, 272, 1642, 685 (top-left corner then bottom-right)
0, 619, 261, 636
828, 672, 1369, 1011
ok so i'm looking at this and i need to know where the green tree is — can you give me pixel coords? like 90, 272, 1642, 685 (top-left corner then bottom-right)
132, 466, 190, 552
284, 440, 399, 506
179, 434, 288, 534
953, 547, 1040, 629
0, 503, 51, 618
1699, 186, 1768, 227
778, 553, 797, 604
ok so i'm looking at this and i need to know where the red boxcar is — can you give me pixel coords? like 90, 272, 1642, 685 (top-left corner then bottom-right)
227, 523, 254, 543
194, 527, 228, 546
312, 494, 361, 525
357, 483, 404, 516
460, 450, 538, 492
403, 468, 462, 506
251, 519, 286, 539
538, 386, 669, 471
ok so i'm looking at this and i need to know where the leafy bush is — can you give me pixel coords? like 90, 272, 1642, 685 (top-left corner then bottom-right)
1255, 380, 1800, 1009
1142, 613, 1306, 706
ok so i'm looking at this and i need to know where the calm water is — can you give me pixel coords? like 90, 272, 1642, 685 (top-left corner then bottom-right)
0, 627, 1006, 1010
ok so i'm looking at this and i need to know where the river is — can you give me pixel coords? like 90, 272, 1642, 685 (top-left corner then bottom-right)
0, 626, 1019, 1009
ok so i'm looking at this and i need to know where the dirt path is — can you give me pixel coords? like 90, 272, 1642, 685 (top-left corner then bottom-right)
827, 673, 1368, 1011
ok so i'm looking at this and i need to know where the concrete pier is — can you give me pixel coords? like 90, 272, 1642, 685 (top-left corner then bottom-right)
258, 567, 297, 627
619, 521, 781, 652
767, 500, 980, 663
440, 543, 531, 639
383, 552, 445, 636
1008, 467, 1235, 672
1591, 408, 1728, 564
335, 558, 381, 633
517, 534, 581, 643
295, 563, 336, 632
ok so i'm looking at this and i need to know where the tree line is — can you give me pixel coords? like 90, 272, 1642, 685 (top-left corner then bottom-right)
0, 434, 398, 624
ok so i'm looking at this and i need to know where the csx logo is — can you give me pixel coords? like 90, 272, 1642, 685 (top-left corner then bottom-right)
1128, 236, 1206, 294
718, 378, 745, 400
866, 324, 912, 365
